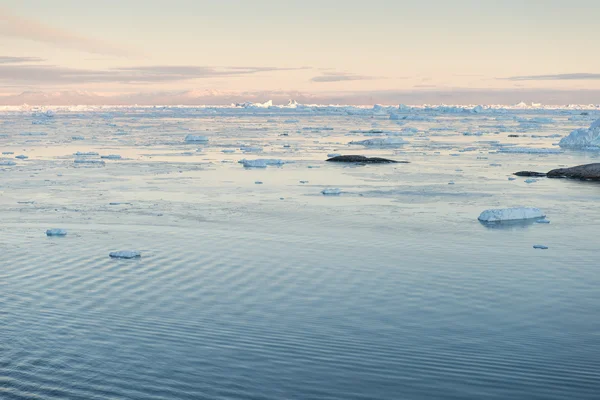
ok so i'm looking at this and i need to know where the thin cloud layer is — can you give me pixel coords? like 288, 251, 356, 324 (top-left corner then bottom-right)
0, 8, 132, 56
505, 73, 600, 81
0, 64, 308, 85
0, 56, 44, 64
311, 72, 378, 83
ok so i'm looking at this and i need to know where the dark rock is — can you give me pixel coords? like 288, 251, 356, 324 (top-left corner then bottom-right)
508, 134, 520, 138
326, 155, 408, 164
547, 163, 600, 180
514, 171, 547, 177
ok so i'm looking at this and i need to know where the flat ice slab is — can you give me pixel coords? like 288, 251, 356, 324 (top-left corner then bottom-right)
109, 250, 141, 259
0, 160, 16, 166
74, 159, 105, 165
239, 159, 285, 168
101, 154, 122, 159
349, 137, 408, 147
322, 188, 342, 195
533, 245, 549, 250
185, 135, 209, 143
74, 152, 99, 156
46, 229, 67, 236
478, 207, 545, 222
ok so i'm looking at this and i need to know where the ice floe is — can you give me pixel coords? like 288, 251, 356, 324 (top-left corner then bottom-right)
349, 137, 408, 147
240, 158, 285, 168
185, 135, 209, 143
109, 250, 141, 259
101, 154, 122, 159
322, 188, 342, 195
46, 229, 67, 236
478, 207, 546, 222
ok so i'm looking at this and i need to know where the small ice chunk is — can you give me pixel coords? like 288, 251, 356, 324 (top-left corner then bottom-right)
300, 180, 309, 184
478, 207, 545, 222
322, 188, 342, 195
46, 229, 67, 236
72, 136, 85, 140
15, 155, 28, 159
109, 250, 141, 259
448, 181, 455, 185
255, 181, 263, 184
533, 245, 549, 250
349, 137, 408, 147
2, 152, 14, 155
327, 153, 341, 158
508, 177, 516, 181
74, 159, 105, 165
222, 149, 235, 153
74, 152, 99, 156
0, 160, 16, 166
239, 159, 284, 168
101, 154, 122, 160
185, 135, 209, 143
524, 179, 538, 184
536, 219, 550, 224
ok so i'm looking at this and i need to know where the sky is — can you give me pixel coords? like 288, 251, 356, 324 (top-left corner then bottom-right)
1, 0, 599, 104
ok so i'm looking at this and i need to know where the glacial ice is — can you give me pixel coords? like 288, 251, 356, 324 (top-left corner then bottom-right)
101, 154, 122, 159
322, 188, 342, 195
109, 250, 141, 259
240, 159, 285, 168
46, 229, 67, 236
74, 152, 99, 156
558, 119, 600, 149
15, 155, 28, 159
478, 207, 546, 222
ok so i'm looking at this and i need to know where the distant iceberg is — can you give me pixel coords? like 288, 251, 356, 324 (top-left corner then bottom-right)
559, 119, 600, 149
239, 159, 285, 168
478, 207, 545, 222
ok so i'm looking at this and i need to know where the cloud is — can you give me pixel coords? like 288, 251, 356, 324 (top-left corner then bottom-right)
311, 72, 379, 83
0, 56, 44, 64
504, 73, 600, 81
0, 63, 308, 85
0, 7, 132, 56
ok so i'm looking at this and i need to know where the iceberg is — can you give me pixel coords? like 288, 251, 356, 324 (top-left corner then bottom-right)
185, 135, 209, 143
349, 137, 408, 147
558, 119, 600, 149
478, 207, 546, 222
109, 250, 141, 259
46, 229, 67, 237
240, 158, 285, 168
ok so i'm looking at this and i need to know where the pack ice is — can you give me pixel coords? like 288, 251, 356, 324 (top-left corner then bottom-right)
559, 119, 600, 149
478, 207, 546, 222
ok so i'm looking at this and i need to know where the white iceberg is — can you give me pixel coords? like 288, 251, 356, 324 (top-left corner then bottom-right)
349, 137, 408, 147
478, 207, 546, 222
558, 119, 600, 149
46, 229, 67, 237
185, 135, 209, 143
240, 158, 285, 168
322, 188, 342, 195
109, 250, 141, 259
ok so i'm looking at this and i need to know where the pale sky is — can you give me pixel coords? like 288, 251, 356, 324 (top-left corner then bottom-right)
1, 0, 599, 104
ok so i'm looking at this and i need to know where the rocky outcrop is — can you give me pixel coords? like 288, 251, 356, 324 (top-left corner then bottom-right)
514, 171, 547, 177
326, 155, 408, 164
547, 163, 600, 180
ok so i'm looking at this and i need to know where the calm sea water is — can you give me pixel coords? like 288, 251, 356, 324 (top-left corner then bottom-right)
1, 107, 599, 399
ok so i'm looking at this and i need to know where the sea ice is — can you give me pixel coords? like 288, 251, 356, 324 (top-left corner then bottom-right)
0, 160, 16, 166
349, 137, 408, 147
101, 154, 122, 159
46, 229, 67, 236
533, 245, 549, 250
478, 207, 546, 222
185, 135, 209, 143
497, 148, 562, 154
74, 159, 105, 165
15, 155, 28, 159
327, 153, 341, 158
74, 152, 99, 156
322, 188, 342, 195
109, 250, 141, 259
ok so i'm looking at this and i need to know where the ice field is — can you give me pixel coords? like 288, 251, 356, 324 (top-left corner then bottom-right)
1, 103, 600, 399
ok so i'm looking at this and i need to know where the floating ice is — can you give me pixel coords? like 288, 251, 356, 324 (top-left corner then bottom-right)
327, 153, 341, 158
255, 181, 263, 184
240, 159, 284, 168
472, 105, 485, 113
0, 160, 16, 166
74, 159, 105, 165
524, 179, 538, 184
185, 135, 209, 143
240, 146, 263, 152
72, 136, 85, 140
222, 149, 235, 153
533, 245, 549, 250
2, 152, 14, 155
478, 207, 546, 222
322, 188, 342, 195
15, 155, 28, 159
46, 229, 67, 236
101, 154, 122, 159
109, 250, 141, 259
558, 119, 600, 149
349, 137, 408, 147
497, 148, 562, 154
536, 220, 551, 224
74, 152, 99, 156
